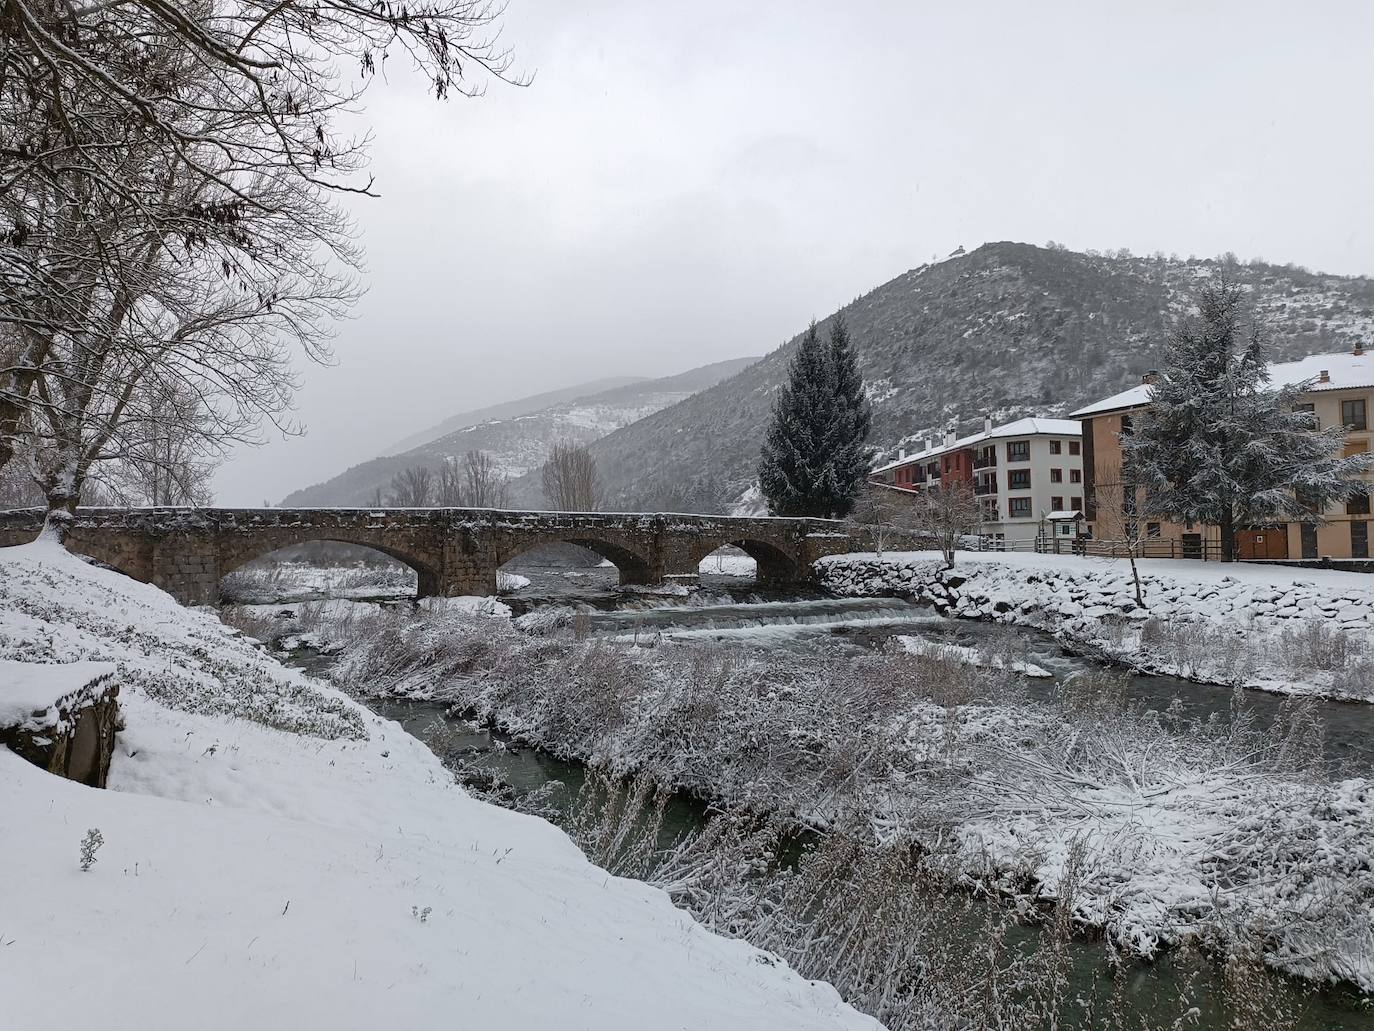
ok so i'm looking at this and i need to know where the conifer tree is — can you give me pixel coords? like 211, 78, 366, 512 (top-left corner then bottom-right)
823, 317, 873, 516
758, 317, 871, 517
1122, 280, 1373, 561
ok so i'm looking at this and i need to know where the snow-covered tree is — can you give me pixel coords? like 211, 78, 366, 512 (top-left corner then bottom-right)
758, 318, 871, 518
1122, 280, 1373, 561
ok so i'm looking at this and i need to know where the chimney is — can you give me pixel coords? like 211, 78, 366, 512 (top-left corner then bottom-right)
1318, 369, 1331, 384
1142, 370, 1159, 385
924, 438, 933, 452
944, 431, 956, 447
1355, 341, 1367, 357
898, 447, 906, 460
983, 416, 993, 433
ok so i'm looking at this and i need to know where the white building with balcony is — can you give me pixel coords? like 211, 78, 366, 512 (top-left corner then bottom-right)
870, 417, 1085, 546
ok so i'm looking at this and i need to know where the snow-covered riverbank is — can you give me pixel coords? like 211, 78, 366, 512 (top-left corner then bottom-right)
818, 552, 1374, 701
0, 542, 875, 1031
331, 602, 1374, 994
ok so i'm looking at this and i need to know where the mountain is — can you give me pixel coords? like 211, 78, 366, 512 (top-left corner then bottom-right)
383, 375, 647, 455
282, 356, 761, 507
504, 242, 1374, 514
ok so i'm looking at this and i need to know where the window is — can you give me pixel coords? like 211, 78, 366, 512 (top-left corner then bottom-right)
1350, 490, 1372, 516
1120, 415, 1134, 437
1006, 440, 1030, 462
1070, 497, 1083, 512
1146, 522, 1162, 539
1058, 522, 1073, 536
1296, 487, 1324, 514
1295, 402, 1318, 429
1353, 521, 1370, 559
1008, 497, 1032, 518
1069, 469, 1082, 484
1051, 496, 1064, 510
1050, 468, 1063, 483
980, 500, 998, 522
1008, 469, 1031, 489
1069, 440, 1081, 456
1049, 440, 1062, 455
1342, 398, 1367, 430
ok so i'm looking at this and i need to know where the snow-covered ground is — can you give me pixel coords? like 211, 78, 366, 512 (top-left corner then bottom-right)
820, 551, 1374, 700
0, 541, 876, 1031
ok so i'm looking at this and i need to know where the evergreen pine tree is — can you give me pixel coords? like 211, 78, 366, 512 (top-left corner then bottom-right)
1122, 280, 1373, 561
821, 317, 873, 517
758, 317, 871, 517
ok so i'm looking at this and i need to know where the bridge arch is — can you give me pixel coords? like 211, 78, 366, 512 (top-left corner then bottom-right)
497, 535, 655, 587
690, 538, 801, 584
217, 536, 442, 597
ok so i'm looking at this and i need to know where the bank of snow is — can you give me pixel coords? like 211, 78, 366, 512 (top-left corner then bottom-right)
0, 541, 876, 1031
819, 551, 1374, 701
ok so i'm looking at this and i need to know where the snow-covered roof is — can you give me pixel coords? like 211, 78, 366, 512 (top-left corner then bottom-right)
1046, 510, 1084, 521
1070, 349, 1374, 418
871, 418, 1082, 474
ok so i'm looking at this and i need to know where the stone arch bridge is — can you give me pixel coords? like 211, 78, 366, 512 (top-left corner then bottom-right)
0, 508, 862, 606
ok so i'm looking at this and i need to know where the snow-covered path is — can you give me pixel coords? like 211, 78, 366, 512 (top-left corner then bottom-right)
0, 541, 875, 1031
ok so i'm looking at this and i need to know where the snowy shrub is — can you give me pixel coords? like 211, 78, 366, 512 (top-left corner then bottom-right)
79, 828, 104, 871
1279, 617, 1366, 675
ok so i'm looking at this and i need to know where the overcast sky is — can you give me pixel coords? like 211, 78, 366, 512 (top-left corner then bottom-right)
214, 0, 1374, 505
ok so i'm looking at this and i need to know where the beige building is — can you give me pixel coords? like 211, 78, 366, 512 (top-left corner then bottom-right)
1071, 346, 1374, 560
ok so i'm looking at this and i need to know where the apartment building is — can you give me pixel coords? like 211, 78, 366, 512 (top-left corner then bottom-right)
1071, 346, 1374, 560
869, 417, 1085, 545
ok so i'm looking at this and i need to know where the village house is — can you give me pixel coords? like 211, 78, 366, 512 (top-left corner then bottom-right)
1071, 345, 1374, 561
869, 417, 1084, 547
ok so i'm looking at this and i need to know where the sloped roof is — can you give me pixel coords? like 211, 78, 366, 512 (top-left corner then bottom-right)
1070, 349, 1374, 418
871, 418, 1082, 474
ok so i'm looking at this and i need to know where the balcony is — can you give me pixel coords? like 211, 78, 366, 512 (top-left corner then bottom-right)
974, 481, 998, 496
972, 454, 997, 469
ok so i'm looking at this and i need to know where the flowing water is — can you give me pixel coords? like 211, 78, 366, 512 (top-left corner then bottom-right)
277, 564, 1374, 1028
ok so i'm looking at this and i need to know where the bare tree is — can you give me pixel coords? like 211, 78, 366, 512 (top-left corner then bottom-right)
435, 459, 466, 507
0, 0, 522, 491
461, 450, 510, 508
388, 465, 434, 507
1090, 459, 1148, 608
98, 378, 219, 507
911, 481, 983, 568
541, 441, 602, 512
849, 484, 920, 558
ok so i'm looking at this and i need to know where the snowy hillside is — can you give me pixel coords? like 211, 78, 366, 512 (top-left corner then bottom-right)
0, 543, 874, 1031
535, 242, 1374, 513
283, 356, 759, 508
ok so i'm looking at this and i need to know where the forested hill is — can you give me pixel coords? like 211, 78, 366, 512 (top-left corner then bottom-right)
504, 242, 1374, 513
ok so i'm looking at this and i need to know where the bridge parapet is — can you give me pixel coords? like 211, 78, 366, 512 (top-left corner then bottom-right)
0, 507, 864, 605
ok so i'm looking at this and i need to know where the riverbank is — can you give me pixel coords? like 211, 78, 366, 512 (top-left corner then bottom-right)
329, 601, 1374, 997
0, 541, 875, 1031
818, 551, 1374, 701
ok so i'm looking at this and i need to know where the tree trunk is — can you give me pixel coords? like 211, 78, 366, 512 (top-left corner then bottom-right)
1219, 510, 1236, 562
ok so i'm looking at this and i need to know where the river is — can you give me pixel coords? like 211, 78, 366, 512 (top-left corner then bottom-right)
274, 563, 1374, 1028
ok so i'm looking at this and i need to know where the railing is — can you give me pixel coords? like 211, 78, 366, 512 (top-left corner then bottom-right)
974, 482, 998, 496
972, 455, 997, 469
1030, 536, 1226, 560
